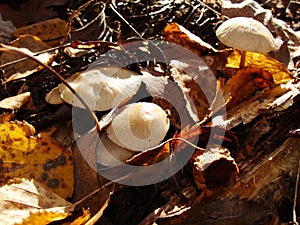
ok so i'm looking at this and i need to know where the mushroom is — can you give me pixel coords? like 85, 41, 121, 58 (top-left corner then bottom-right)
106, 102, 170, 152
96, 131, 136, 166
45, 87, 64, 105
216, 17, 277, 68
46, 67, 142, 111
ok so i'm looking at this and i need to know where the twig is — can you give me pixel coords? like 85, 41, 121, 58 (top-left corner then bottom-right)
109, 3, 143, 39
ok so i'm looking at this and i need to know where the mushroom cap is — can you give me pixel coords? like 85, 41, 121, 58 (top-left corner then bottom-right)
58, 67, 142, 111
106, 102, 170, 152
96, 131, 136, 166
216, 17, 276, 53
45, 86, 64, 105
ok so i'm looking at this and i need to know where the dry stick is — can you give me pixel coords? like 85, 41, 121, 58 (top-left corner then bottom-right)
0, 44, 101, 131
109, 3, 143, 39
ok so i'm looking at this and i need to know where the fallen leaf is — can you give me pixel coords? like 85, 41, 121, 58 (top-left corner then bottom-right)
225, 50, 292, 84
142, 72, 196, 128
162, 22, 229, 75
0, 92, 31, 110
190, 146, 239, 190
0, 121, 74, 199
218, 67, 274, 109
70, 208, 91, 225
163, 22, 218, 55
13, 18, 67, 47
0, 178, 74, 225
0, 112, 15, 123
0, 35, 56, 83
72, 129, 101, 202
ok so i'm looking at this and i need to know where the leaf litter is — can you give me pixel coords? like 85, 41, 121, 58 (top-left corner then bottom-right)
0, 0, 299, 224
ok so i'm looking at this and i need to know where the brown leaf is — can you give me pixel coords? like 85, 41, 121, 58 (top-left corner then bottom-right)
13, 18, 67, 47
0, 35, 56, 82
163, 22, 217, 55
139, 186, 198, 225
162, 22, 229, 76
141, 71, 196, 128
190, 146, 239, 190
72, 129, 101, 202
218, 67, 274, 109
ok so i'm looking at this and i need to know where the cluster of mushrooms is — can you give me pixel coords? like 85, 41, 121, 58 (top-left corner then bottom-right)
46, 67, 170, 166
46, 17, 277, 166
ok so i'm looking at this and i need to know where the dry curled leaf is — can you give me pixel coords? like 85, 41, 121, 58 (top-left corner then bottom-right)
190, 146, 239, 190
0, 35, 56, 82
218, 67, 274, 109
0, 92, 31, 110
163, 22, 217, 55
162, 22, 229, 75
0, 178, 74, 225
0, 121, 74, 199
70, 208, 91, 225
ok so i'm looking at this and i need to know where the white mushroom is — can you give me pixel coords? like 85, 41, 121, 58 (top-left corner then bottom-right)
45, 87, 64, 105
106, 102, 170, 152
96, 131, 136, 166
216, 17, 277, 68
46, 67, 142, 111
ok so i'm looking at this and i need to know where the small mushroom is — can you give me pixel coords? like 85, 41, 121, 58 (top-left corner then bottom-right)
46, 67, 142, 111
216, 17, 277, 68
96, 132, 136, 166
106, 102, 170, 152
45, 87, 64, 105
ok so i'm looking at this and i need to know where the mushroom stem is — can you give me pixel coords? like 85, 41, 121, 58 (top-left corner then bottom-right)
239, 50, 246, 69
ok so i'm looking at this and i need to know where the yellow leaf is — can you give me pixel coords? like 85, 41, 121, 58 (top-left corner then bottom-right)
226, 50, 292, 84
0, 178, 74, 225
70, 208, 91, 225
0, 121, 74, 199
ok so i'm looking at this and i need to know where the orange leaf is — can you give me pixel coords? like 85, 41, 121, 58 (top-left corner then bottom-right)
225, 50, 292, 84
